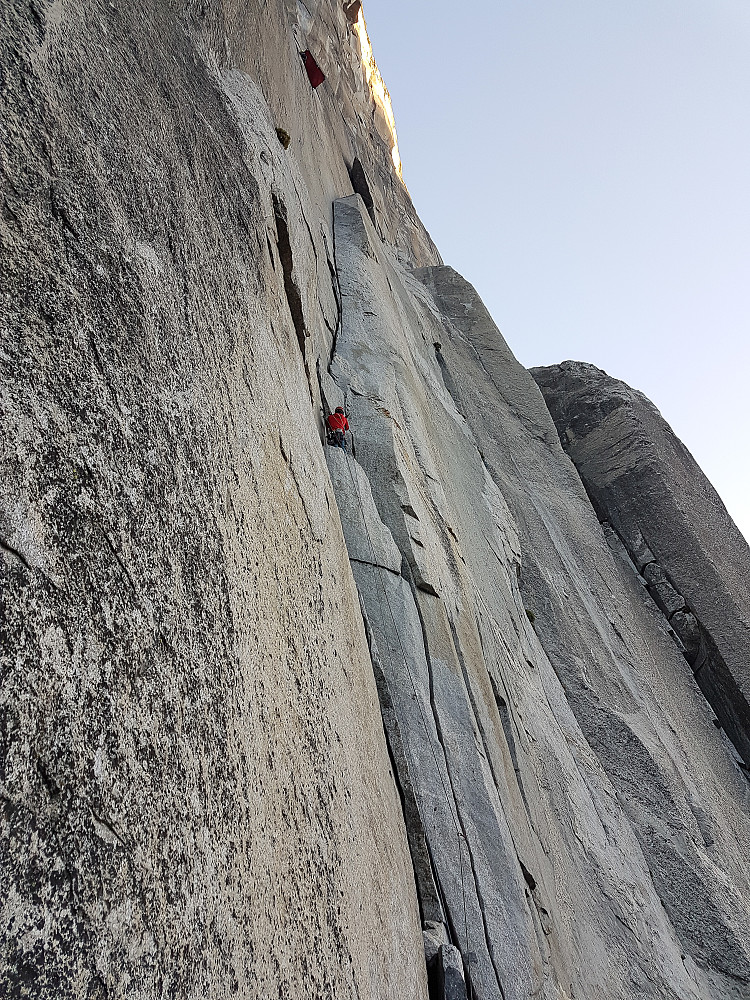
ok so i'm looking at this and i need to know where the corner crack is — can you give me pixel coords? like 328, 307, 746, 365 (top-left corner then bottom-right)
410, 578, 506, 1000
94, 521, 137, 593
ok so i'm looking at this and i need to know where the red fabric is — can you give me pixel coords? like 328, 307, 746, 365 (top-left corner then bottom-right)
327, 412, 349, 432
302, 50, 326, 89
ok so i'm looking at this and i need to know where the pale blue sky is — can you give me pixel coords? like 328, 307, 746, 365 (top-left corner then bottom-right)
365, 0, 750, 540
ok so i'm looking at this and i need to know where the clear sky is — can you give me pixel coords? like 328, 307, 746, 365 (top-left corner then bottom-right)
364, 0, 750, 540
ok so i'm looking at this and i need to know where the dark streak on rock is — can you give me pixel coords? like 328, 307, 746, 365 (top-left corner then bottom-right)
0, 536, 32, 571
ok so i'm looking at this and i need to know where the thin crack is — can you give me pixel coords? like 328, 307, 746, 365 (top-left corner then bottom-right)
90, 804, 130, 849
328, 222, 343, 372
0, 536, 31, 571
94, 521, 137, 593
88, 330, 126, 420
410, 579, 505, 1000
350, 556, 401, 576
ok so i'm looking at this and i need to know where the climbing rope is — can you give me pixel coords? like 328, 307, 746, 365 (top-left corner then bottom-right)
338, 443, 475, 998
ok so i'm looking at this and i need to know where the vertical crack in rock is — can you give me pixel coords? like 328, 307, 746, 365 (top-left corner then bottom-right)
326, 253, 343, 367
328, 214, 344, 373
347, 157, 376, 225
485, 671, 537, 825
407, 575, 505, 1000
447, 617, 504, 810
358, 593, 445, 928
272, 193, 307, 361
447, 612, 556, 983
266, 232, 276, 271
447, 614, 551, 951
273, 193, 318, 409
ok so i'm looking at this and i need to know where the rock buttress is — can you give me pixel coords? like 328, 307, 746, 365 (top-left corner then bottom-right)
532, 361, 750, 769
325, 197, 750, 1000
0, 3, 429, 997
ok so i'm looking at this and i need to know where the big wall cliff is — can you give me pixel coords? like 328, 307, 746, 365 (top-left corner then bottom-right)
1, 3, 748, 999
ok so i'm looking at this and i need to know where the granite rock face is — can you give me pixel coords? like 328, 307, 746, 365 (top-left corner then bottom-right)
326, 198, 750, 999
1, 2, 430, 998
532, 361, 750, 769
2, 3, 750, 1000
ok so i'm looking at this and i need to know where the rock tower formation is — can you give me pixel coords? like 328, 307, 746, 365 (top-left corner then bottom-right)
532, 361, 750, 773
2, 3, 748, 999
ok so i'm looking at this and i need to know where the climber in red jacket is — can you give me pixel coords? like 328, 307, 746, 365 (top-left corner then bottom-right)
326, 407, 350, 453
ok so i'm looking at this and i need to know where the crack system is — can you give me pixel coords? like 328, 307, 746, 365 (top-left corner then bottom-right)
407, 573, 506, 1000
604, 520, 750, 772
272, 193, 306, 361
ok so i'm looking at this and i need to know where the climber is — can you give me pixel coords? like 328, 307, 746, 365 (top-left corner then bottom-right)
326, 407, 350, 453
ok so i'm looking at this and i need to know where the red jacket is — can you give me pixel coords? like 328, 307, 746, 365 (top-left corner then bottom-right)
327, 412, 349, 432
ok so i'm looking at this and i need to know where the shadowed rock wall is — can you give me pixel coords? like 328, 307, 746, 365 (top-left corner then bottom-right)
532, 362, 750, 770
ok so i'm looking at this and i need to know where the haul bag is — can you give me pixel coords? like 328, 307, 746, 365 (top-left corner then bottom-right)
302, 50, 326, 89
